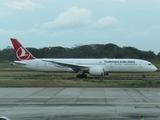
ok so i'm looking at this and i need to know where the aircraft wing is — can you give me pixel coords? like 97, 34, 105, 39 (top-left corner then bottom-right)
43, 60, 89, 71
13, 61, 27, 65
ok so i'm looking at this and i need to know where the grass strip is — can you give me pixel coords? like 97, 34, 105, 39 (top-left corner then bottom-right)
0, 79, 160, 88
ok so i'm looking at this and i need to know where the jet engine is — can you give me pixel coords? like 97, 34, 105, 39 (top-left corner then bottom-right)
89, 67, 105, 76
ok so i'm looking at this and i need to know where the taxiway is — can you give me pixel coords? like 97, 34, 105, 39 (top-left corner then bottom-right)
0, 88, 160, 120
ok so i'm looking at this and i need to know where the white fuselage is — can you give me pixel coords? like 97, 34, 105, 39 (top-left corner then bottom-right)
13, 58, 157, 73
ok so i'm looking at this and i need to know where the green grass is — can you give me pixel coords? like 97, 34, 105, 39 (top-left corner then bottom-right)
0, 79, 160, 87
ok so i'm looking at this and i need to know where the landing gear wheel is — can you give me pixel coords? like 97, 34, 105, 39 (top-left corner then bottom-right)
142, 75, 145, 78
76, 74, 87, 78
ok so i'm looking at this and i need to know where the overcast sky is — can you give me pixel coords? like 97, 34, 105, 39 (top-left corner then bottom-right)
0, 0, 160, 54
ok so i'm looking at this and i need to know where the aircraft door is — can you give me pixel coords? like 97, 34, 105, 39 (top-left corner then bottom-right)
69, 61, 80, 65
109, 63, 114, 70
35, 61, 40, 70
105, 61, 114, 71
139, 62, 143, 68
75, 61, 80, 65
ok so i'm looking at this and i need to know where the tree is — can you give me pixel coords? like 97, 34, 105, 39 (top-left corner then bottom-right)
0, 43, 159, 62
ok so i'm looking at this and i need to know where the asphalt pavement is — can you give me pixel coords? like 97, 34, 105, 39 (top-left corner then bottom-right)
0, 88, 160, 120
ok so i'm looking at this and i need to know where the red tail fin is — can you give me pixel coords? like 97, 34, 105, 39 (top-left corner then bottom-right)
10, 38, 36, 61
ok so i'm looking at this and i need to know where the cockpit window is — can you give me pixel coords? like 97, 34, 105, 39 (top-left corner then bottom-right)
148, 63, 152, 66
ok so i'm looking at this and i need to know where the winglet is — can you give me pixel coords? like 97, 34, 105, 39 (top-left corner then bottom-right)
10, 38, 36, 61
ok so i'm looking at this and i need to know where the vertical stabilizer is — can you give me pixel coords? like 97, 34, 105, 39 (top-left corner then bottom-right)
10, 38, 36, 61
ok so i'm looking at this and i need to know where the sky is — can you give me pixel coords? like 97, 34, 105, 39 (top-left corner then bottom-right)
0, 0, 160, 54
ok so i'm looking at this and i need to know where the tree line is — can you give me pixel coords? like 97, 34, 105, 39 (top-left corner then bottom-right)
1, 43, 160, 62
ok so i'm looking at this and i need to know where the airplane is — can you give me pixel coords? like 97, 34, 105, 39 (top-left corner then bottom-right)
10, 38, 157, 78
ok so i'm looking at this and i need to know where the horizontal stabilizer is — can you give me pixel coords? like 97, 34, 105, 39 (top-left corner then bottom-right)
13, 61, 27, 65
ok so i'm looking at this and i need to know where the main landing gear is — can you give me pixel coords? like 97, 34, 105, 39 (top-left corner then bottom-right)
76, 70, 87, 78
76, 74, 87, 78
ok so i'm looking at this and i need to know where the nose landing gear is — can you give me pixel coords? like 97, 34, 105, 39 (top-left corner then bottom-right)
142, 74, 145, 78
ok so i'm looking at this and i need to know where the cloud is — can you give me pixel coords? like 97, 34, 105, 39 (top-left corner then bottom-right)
93, 16, 120, 29
43, 8, 120, 30
43, 7, 92, 29
128, 30, 152, 38
4, 0, 45, 11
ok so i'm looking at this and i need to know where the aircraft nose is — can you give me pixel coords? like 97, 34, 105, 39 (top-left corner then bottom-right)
153, 65, 157, 71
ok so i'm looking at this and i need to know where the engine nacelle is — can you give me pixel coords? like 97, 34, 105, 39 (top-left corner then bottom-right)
89, 67, 105, 76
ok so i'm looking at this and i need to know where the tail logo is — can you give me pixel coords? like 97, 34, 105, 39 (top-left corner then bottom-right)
16, 47, 30, 60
